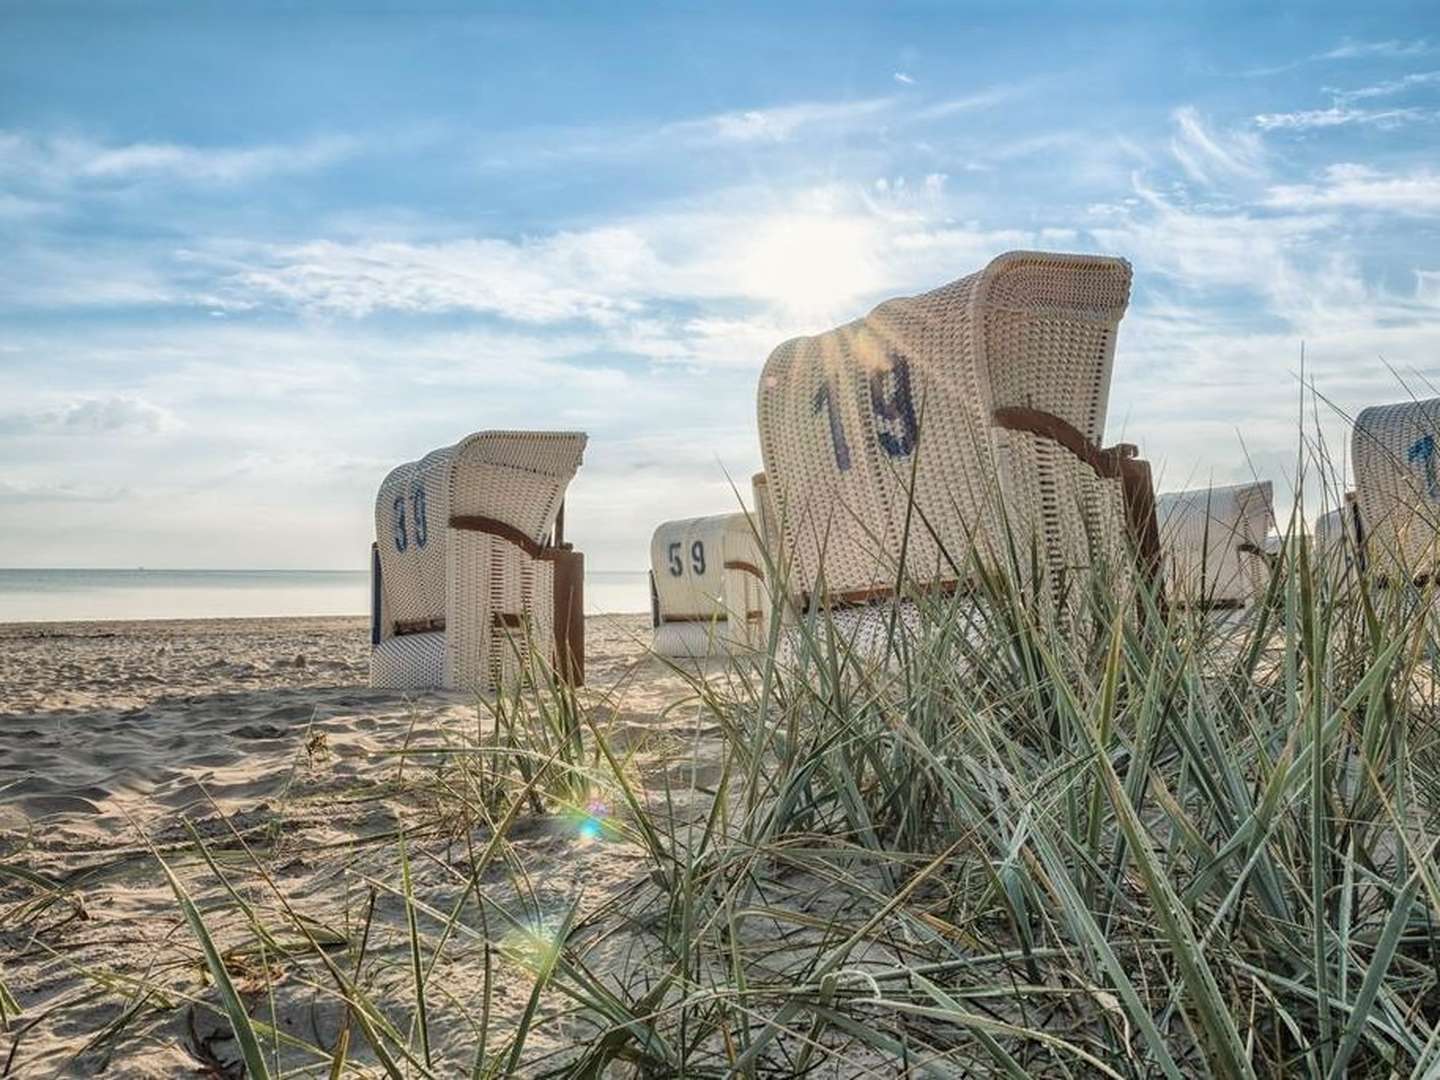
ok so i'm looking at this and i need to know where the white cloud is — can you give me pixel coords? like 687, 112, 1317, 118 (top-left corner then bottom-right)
0, 395, 181, 437
1169, 106, 1264, 185
1254, 105, 1430, 130
893, 72, 916, 85
1327, 70, 1440, 103
1317, 39, 1433, 61
663, 97, 894, 144
0, 131, 356, 189
1265, 164, 1440, 214
188, 181, 1041, 329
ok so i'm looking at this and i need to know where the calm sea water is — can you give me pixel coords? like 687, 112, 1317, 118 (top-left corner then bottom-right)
0, 568, 651, 623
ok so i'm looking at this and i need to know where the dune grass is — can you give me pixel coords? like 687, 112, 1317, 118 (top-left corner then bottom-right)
7, 475, 1440, 1077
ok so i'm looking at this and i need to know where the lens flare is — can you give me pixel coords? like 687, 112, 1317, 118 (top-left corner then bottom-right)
575, 797, 610, 841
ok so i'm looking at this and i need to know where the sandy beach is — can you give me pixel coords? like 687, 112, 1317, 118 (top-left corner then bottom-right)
0, 613, 709, 1077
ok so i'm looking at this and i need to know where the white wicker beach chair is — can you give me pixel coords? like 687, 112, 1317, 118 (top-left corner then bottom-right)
370, 431, 586, 693
1353, 397, 1440, 583
1155, 482, 1276, 608
649, 513, 767, 656
755, 250, 1159, 627
1312, 492, 1361, 584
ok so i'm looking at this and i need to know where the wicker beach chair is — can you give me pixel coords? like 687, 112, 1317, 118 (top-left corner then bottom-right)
370, 431, 586, 692
1312, 492, 1361, 585
1353, 397, 1440, 584
754, 250, 1159, 631
1155, 481, 1276, 608
648, 512, 767, 656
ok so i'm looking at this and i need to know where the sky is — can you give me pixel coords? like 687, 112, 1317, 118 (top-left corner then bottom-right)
2, 1, 1438, 571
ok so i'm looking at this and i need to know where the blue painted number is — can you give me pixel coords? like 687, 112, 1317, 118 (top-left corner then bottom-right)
811, 353, 919, 471
392, 495, 408, 552
870, 354, 918, 458
812, 381, 853, 472
411, 486, 428, 548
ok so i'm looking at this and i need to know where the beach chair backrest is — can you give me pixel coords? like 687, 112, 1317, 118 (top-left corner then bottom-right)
1353, 397, 1440, 580
374, 444, 456, 638
650, 512, 767, 654
1156, 481, 1275, 606
756, 250, 1135, 608
445, 431, 587, 691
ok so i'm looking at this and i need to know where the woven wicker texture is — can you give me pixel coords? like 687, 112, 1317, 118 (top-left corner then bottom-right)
370, 631, 446, 689
374, 445, 455, 638
1353, 397, 1440, 578
1313, 499, 1360, 584
649, 512, 766, 655
1155, 481, 1274, 605
445, 431, 586, 693
370, 430, 585, 693
756, 251, 1134, 609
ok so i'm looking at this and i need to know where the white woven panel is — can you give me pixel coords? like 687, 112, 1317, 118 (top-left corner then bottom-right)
1353, 397, 1440, 578
450, 431, 586, 541
1156, 482, 1274, 605
447, 532, 557, 694
1312, 504, 1357, 583
370, 632, 446, 689
756, 251, 1132, 610
650, 512, 768, 656
374, 445, 454, 633
653, 619, 757, 658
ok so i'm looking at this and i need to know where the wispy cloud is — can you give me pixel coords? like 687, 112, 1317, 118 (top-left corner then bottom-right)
1327, 70, 1440, 103
1254, 105, 1431, 130
0, 395, 181, 437
893, 72, 916, 85
0, 131, 357, 188
667, 97, 895, 144
1266, 164, 1440, 214
1316, 38, 1433, 61
1169, 106, 1264, 185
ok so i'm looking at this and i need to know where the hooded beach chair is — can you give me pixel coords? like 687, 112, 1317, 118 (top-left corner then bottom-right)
1155, 481, 1276, 608
370, 431, 586, 693
648, 512, 767, 656
754, 250, 1160, 627
1352, 396, 1440, 584
1312, 492, 1362, 585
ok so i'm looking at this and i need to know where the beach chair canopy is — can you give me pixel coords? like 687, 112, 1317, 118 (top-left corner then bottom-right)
755, 250, 1156, 615
649, 512, 766, 656
1353, 397, 1440, 581
1155, 481, 1275, 607
371, 430, 586, 692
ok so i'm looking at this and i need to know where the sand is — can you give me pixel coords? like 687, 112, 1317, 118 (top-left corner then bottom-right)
0, 614, 711, 1077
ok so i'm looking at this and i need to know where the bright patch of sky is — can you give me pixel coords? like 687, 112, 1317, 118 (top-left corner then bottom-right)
2, 3, 1438, 569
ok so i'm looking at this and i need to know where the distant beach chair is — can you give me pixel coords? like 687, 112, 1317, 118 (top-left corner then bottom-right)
1312, 492, 1362, 584
1352, 397, 1440, 585
753, 250, 1160, 630
1154, 482, 1276, 609
648, 513, 767, 656
370, 431, 587, 692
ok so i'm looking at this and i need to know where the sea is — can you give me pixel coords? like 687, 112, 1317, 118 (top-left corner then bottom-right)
0, 568, 652, 623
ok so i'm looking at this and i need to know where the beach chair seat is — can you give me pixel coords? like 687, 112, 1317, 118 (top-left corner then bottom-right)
1353, 397, 1440, 584
1155, 481, 1275, 608
369, 631, 447, 688
754, 250, 1159, 634
649, 512, 767, 657
370, 430, 586, 693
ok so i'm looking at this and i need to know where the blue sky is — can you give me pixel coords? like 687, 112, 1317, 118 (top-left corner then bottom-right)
2, 2, 1438, 570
